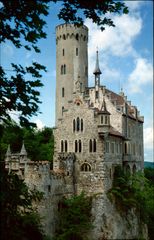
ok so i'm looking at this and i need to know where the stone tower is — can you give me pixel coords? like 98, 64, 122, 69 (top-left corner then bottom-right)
55, 24, 88, 124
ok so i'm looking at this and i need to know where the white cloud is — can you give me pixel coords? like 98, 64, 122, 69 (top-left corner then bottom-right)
125, 1, 142, 11
128, 58, 153, 93
144, 127, 153, 150
85, 13, 142, 59
35, 119, 45, 130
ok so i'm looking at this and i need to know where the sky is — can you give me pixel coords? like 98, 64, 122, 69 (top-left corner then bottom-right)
1, 1, 153, 162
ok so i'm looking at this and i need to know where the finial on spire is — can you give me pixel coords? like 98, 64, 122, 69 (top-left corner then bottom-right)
93, 49, 102, 75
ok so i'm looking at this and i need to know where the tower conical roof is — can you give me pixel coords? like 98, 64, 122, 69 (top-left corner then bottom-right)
93, 50, 102, 75
20, 141, 27, 156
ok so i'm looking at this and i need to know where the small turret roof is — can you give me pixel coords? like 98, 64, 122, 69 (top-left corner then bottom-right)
6, 145, 11, 156
93, 50, 102, 75
20, 141, 27, 156
98, 99, 110, 115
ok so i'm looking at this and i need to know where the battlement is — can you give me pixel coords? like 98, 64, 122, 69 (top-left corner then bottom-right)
56, 23, 88, 42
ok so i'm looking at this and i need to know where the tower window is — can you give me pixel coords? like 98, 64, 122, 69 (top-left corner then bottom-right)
93, 139, 96, 152
76, 48, 78, 56
63, 34, 66, 40
61, 140, 64, 152
61, 65, 63, 74
76, 117, 80, 131
89, 139, 92, 153
75, 140, 78, 153
81, 119, 83, 132
76, 34, 79, 40
62, 49, 65, 56
65, 140, 67, 152
62, 88, 64, 97
62, 106, 64, 115
79, 140, 82, 152
73, 119, 75, 132
64, 64, 66, 74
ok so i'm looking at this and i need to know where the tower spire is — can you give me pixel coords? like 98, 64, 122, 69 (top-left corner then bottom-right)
93, 50, 102, 75
93, 50, 102, 88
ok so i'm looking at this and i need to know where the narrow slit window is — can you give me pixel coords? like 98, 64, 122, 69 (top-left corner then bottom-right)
76, 48, 78, 56
62, 88, 64, 97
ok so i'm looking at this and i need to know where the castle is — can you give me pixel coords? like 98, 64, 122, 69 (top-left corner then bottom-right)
5, 24, 146, 239
53, 23, 144, 194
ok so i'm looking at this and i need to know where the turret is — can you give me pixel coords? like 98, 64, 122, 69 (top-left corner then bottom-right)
55, 23, 88, 124
97, 99, 110, 136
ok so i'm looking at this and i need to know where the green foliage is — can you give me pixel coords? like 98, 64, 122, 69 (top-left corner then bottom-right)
0, 165, 45, 240
0, 122, 54, 162
54, 192, 92, 240
57, 0, 129, 31
0, 0, 50, 126
108, 166, 154, 240
144, 167, 154, 186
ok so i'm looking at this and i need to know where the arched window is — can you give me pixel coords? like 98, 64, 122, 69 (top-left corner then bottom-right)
93, 139, 96, 152
61, 140, 64, 152
81, 119, 83, 132
62, 87, 64, 97
81, 163, 91, 172
63, 64, 66, 74
79, 140, 82, 152
89, 139, 92, 152
63, 34, 66, 40
76, 34, 79, 40
76, 48, 78, 56
75, 140, 78, 152
61, 65, 63, 74
76, 117, 80, 131
73, 119, 76, 132
65, 140, 67, 152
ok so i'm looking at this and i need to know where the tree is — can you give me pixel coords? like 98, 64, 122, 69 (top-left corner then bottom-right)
0, 168, 45, 240
0, 0, 128, 126
0, 122, 54, 162
108, 166, 154, 240
54, 192, 92, 240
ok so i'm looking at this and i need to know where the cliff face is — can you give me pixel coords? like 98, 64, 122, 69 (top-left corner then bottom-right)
25, 166, 148, 240
90, 194, 148, 240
